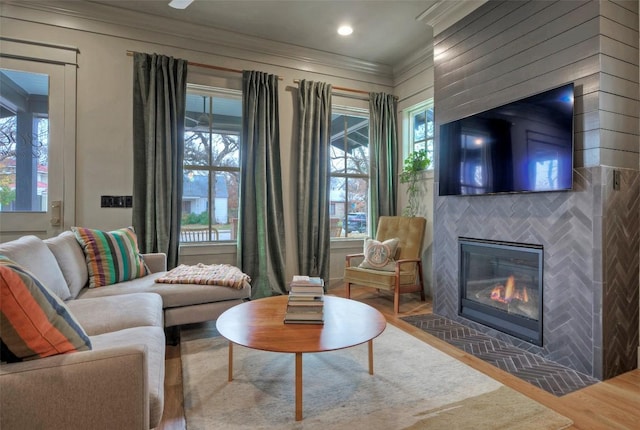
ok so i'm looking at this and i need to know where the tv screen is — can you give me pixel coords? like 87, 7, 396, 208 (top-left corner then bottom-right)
438, 83, 574, 196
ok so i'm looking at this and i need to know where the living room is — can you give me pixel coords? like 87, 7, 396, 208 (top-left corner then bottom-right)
1, 0, 639, 429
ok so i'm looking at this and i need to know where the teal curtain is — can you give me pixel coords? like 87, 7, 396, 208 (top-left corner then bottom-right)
239, 71, 287, 299
369, 92, 398, 229
296, 80, 332, 282
132, 53, 187, 269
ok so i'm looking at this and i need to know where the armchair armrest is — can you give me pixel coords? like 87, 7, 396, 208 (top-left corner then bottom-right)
394, 257, 422, 273
142, 253, 167, 273
345, 253, 365, 267
0, 346, 149, 430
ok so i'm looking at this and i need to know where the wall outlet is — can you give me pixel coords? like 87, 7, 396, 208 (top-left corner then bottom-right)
101, 195, 133, 208
613, 170, 621, 191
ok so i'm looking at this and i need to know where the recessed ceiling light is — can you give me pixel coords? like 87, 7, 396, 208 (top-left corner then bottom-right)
337, 25, 353, 36
169, 0, 194, 9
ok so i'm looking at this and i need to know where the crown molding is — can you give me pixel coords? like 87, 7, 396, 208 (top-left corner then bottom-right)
417, 0, 488, 36
2, 1, 394, 80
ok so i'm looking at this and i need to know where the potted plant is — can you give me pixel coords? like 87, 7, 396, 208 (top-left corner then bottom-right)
399, 149, 431, 217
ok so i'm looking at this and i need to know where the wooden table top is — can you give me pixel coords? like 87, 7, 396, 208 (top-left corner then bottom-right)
216, 295, 386, 353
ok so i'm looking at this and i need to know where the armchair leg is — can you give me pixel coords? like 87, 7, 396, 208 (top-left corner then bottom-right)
345, 282, 351, 299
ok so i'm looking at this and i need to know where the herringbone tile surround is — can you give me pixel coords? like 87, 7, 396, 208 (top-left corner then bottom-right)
402, 314, 599, 396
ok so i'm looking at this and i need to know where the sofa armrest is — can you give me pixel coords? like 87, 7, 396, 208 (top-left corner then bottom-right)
0, 346, 149, 430
142, 253, 167, 273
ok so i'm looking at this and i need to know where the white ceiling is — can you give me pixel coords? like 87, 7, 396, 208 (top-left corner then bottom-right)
87, 0, 484, 67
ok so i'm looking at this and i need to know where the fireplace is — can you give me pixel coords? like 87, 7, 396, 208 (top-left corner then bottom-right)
459, 238, 543, 346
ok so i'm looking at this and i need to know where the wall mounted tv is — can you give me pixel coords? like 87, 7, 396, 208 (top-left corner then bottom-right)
438, 83, 574, 196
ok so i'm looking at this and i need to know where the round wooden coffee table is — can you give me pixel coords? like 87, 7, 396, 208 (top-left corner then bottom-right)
216, 295, 386, 421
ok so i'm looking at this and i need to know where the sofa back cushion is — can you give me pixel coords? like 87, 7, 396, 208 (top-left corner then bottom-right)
0, 235, 71, 301
72, 226, 148, 288
45, 231, 89, 299
0, 258, 92, 362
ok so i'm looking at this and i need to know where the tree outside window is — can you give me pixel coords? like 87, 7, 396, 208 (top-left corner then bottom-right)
329, 108, 369, 238
181, 86, 241, 242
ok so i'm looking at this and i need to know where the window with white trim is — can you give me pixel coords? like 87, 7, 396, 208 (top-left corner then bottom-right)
181, 85, 241, 243
406, 101, 434, 169
329, 106, 369, 239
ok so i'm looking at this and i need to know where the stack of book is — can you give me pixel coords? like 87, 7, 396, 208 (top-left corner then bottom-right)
284, 276, 325, 324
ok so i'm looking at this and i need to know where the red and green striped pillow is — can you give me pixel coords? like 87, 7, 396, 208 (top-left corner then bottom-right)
72, 226, 148, 288
0, 257, 92, 363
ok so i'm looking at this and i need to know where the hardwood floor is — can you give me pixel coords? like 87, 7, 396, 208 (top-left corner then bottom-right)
157, 287, 640, 430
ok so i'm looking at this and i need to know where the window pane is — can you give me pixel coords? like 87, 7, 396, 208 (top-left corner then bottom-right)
182, 88, 241, 242
413, 110, 426, 141
329, 110, 369, 239
426, 107, 434, 138
0, 70, 49, 212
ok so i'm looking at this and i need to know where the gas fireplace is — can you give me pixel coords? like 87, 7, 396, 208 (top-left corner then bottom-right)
459, 238, 543, 346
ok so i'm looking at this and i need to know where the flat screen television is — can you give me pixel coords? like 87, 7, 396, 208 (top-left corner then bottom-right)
438, 83, 574, 196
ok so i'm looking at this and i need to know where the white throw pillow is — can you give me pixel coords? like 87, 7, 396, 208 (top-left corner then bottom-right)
358, 237, 400, 272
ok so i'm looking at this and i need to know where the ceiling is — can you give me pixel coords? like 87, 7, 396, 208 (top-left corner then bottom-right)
87, 0, 483, 67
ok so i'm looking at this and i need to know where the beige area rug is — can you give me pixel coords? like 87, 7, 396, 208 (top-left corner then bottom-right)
181, 323, 573, 430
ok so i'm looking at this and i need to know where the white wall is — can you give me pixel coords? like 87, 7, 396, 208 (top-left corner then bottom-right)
0, 2, 435, 288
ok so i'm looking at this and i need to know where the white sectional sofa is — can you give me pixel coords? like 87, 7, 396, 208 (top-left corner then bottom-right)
0, 231, 251, 429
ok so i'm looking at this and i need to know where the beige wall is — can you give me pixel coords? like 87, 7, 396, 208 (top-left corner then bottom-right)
0, 2, 435, 289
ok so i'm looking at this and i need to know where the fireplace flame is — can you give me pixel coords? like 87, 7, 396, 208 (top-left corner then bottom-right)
490, 275, 529, 304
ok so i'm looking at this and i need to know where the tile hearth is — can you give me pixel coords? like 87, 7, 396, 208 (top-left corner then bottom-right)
402, 314, 599, 396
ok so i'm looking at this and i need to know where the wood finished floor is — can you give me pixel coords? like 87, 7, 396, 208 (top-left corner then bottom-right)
157, 287, 640, 430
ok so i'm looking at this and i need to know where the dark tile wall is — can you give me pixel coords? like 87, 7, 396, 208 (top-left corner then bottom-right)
432, 166, 639, 379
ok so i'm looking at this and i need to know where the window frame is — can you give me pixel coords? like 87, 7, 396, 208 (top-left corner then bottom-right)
329, 105, 370, 240
181, 84, 241, 244
404, 100, 434, 171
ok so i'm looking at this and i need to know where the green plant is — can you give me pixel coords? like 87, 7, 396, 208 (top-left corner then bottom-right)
399, 149, 431, 217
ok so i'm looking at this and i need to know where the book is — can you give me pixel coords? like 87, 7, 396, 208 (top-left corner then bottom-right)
288, 293, 324, 301
287, 299, 324, 307
286, 305, 324, 313
283, 318, 324, 325
291, 275, 324, 286
284, 311, 324, 320
289, 284, 324, 294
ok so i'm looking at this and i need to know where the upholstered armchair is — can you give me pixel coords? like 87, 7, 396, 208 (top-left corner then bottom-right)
344, 216, 426, 314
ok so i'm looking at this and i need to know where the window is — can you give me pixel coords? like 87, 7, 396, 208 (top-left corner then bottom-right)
329, 107, 369, 238
406, 101, 434, 169
0, 70, 49, 212
181, 85, 241, 243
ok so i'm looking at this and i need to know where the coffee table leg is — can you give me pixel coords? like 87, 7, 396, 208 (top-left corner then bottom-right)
228, 341, 233, 382
295, 352, 302, 421
368, 340, 374, 375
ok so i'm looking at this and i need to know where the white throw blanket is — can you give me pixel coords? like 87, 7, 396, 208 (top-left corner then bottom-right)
155, 263, 250, 289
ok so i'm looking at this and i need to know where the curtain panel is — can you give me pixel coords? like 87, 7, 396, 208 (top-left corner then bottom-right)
132, 53, 187, 269
239, 70, 287, 298
295, 80, 332, 283
369, 92, 399, 229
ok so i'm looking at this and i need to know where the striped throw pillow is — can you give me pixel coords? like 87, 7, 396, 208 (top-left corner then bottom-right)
0, 257, 92, 363
72, 226, 148, 288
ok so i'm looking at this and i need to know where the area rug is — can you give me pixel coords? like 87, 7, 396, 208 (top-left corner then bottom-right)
181, 323, 573, 430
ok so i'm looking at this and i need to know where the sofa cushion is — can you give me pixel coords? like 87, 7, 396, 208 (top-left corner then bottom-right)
66, 293, 164, 336
77, 271, 251, 308
0, 235, 71, 301
0, 258, 92, 363
359, 237, 400, 271
90, 326, 165, 428
72, 226, 148, 288
45, 231, 89, 299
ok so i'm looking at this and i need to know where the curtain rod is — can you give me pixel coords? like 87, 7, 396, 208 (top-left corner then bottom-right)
125, 51, 283, 80
293, 79, 397, 100
293, 79, 369, 95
